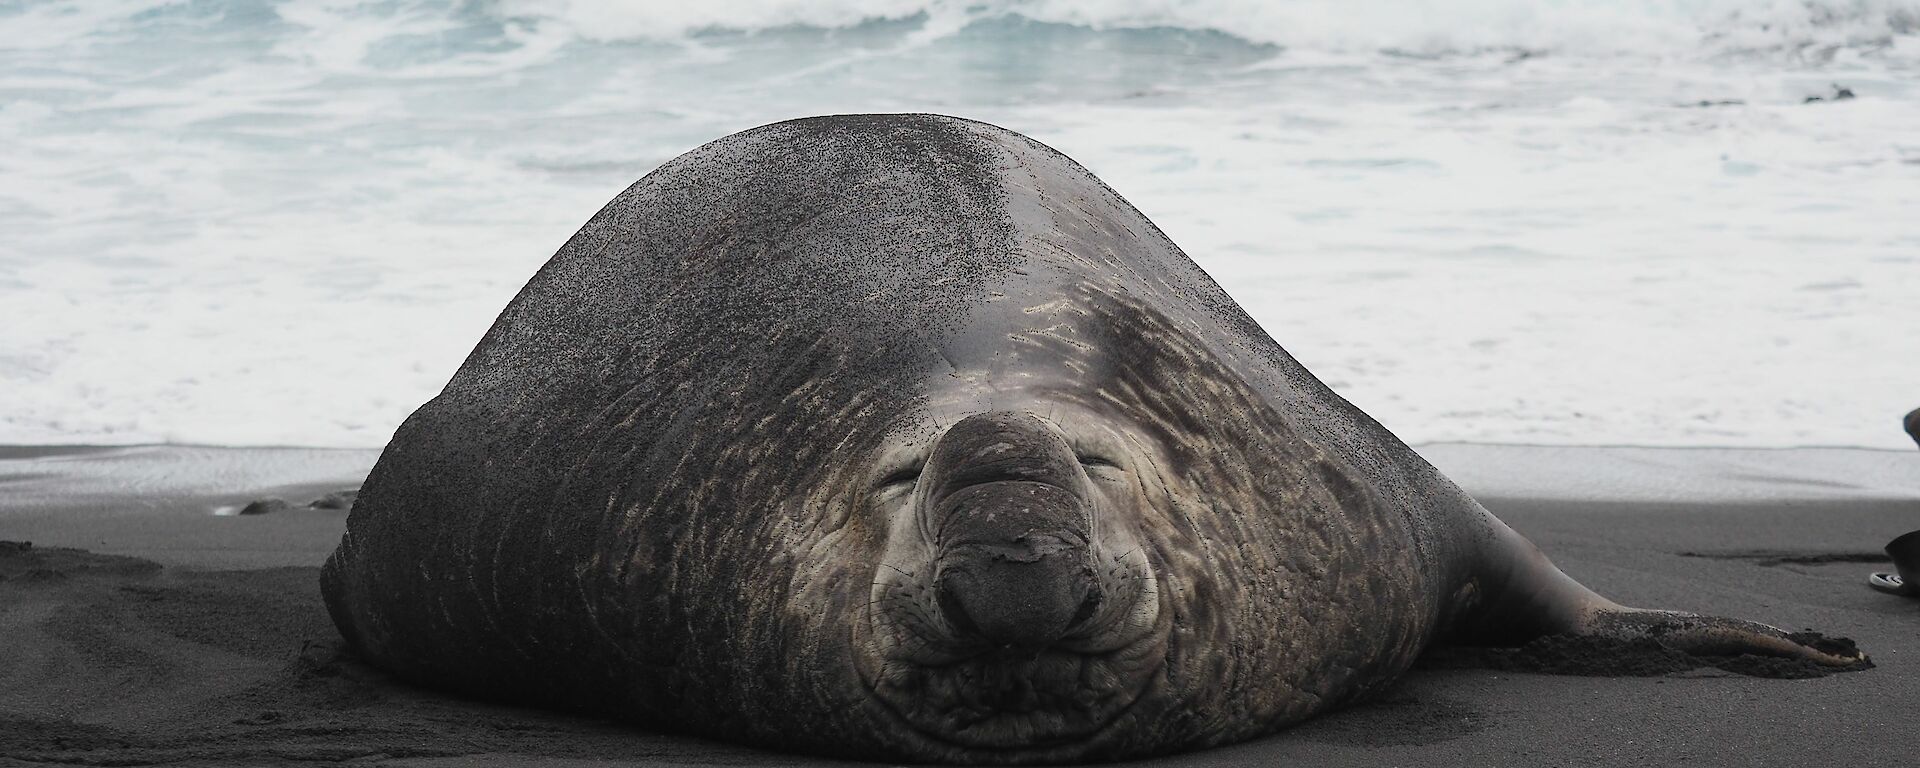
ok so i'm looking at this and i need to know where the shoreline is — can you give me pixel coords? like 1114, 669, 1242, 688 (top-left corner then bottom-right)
6, 441, 1912, 512
3, 442, 1910, 571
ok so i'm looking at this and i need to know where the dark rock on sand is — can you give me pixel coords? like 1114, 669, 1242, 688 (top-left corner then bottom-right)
1805, 84, 1857, 103
230, 490, 357, 516
307, 489, 359, 510
1904, 407, 1919, 448
228, 491, 357, 516
0, 543, 160, 583
238, 498, 294, 516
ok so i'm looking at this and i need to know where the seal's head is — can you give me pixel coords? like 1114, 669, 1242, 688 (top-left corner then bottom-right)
800, 289, 1433, 763
859, 409, 1166, 750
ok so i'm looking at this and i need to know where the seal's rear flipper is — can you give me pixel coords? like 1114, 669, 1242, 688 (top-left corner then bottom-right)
1441, 503, 1869, 669
1577, 608, 1868, 668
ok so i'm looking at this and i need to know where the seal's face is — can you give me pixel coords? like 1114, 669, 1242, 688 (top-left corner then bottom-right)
858, 405, 1170, 751
806, 290, 1431, 762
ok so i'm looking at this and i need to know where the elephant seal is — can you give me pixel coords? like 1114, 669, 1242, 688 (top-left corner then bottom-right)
322, 114, 1863, 763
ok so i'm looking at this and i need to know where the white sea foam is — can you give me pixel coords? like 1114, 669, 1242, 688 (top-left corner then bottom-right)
498, 0, 1920, 59
1, 1, 1917, 449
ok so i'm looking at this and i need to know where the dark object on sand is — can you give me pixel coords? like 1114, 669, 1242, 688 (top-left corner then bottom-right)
1805, 83, 1857, 103
307, 489, 359, 510
1904, 407, 1920, 448
237, 498, 293, 516
321, 114, 1868, 764
1869, 530, 1920, 597
0, 543, 161, 583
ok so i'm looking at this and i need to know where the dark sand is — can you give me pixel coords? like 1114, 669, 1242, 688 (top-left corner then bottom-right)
2, 446, 1916, 767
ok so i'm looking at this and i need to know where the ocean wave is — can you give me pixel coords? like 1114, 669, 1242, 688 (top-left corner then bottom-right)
6, 0, 1918, 65
489, 0, 1920, 59
4, 0, 1919, 450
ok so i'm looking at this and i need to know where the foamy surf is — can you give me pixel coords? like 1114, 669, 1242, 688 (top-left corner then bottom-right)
2, 0, 1917, 449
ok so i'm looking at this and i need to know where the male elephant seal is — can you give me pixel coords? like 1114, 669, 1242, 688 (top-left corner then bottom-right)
323, 114, 1863, 763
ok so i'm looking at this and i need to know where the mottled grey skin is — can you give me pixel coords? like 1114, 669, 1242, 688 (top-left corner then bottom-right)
322, 114, 1862, 763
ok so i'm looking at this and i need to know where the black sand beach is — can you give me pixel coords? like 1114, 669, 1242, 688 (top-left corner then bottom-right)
3, 445, 1916, 766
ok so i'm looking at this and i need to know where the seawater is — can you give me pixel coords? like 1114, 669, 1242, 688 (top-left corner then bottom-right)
2, 0, 1917, 449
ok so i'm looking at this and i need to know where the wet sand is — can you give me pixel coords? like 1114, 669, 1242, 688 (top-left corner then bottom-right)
2, 445, 1916, 766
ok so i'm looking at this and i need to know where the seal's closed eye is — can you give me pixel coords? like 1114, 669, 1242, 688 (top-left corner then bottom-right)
876, 464, 923, 491
872, 449, 926, 497
1069, 431, 1130, 476
1076, 454, 1120, 469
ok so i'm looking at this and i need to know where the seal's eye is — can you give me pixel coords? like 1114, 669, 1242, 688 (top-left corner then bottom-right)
873, 463, 923, 496
1070, 431, 1130, 478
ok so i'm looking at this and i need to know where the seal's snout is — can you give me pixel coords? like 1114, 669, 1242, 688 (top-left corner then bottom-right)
923, 411, 1102, 648
865, 409, 1167, 750
936, 538, 1101, 648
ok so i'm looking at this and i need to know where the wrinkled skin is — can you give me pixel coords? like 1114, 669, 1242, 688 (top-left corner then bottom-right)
323, 114, 1864, 764
847, 289, 1431, 758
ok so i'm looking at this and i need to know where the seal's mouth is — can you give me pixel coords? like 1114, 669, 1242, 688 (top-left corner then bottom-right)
857, 540, 1169, 753
860, 632, 1168, 750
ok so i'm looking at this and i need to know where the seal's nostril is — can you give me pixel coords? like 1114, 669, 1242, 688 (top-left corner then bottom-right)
934, 553, 1093, 649
1067, 590, 1103, 633
936, 576, 982, 638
